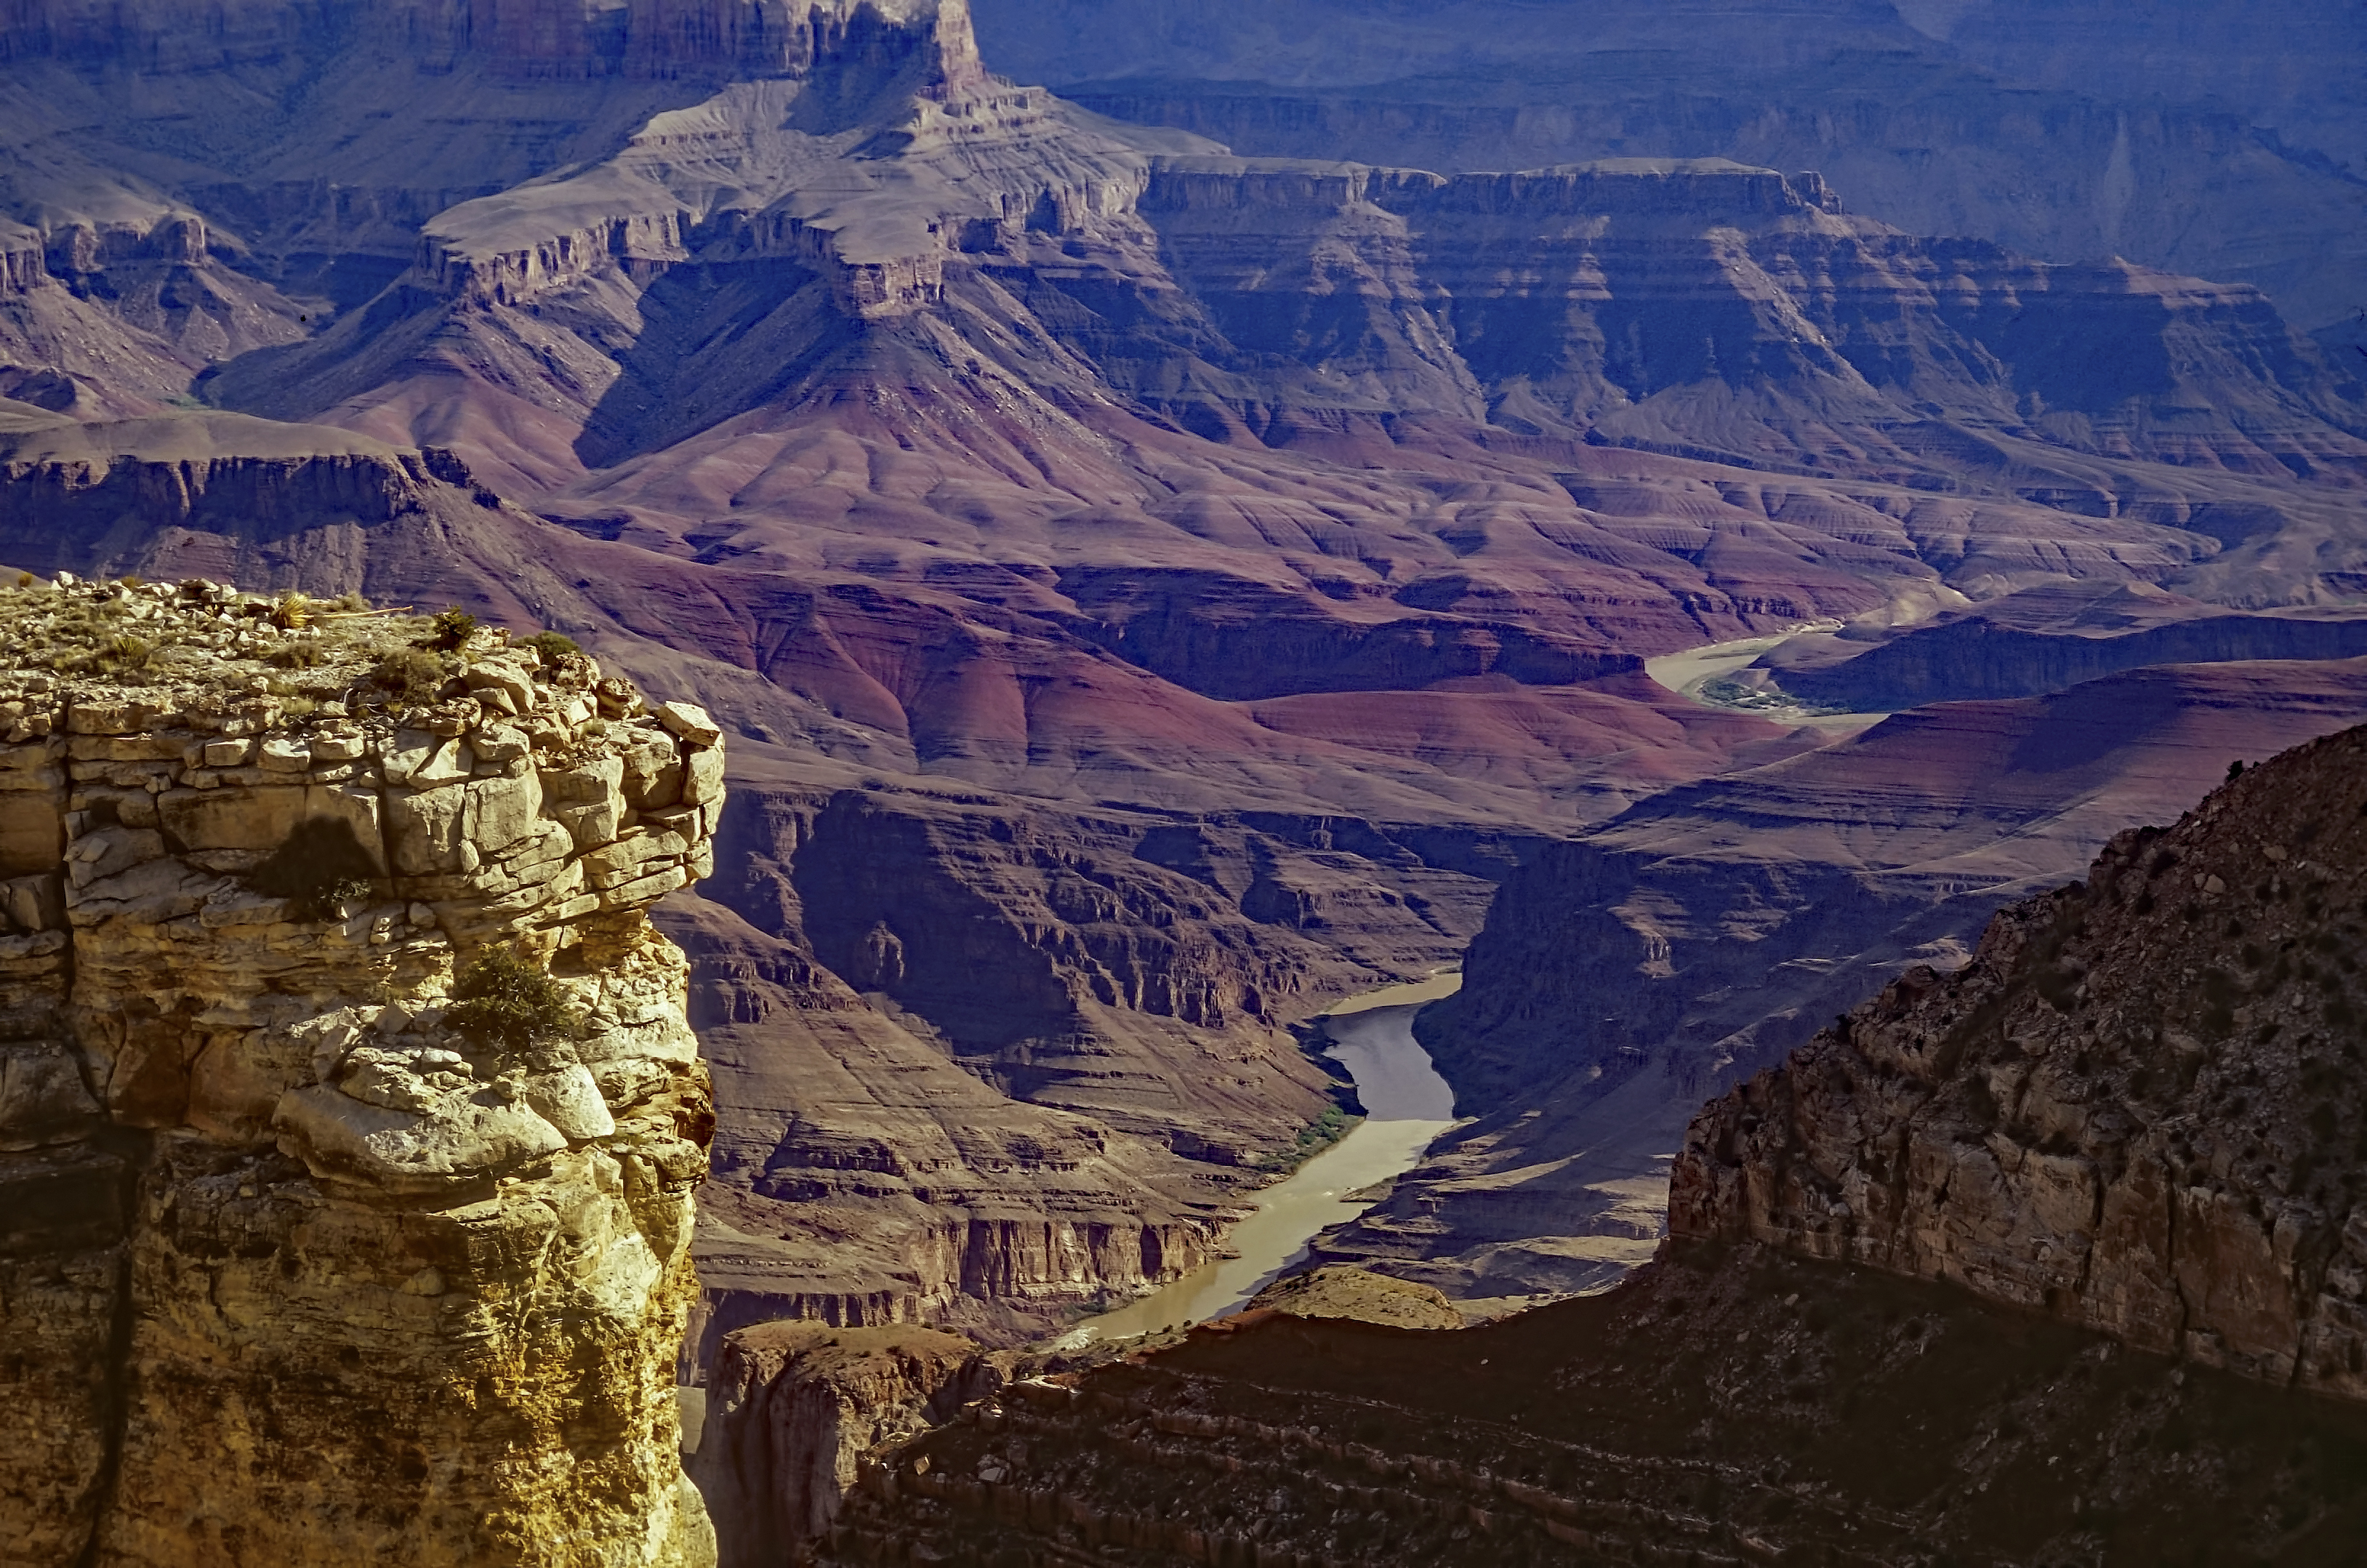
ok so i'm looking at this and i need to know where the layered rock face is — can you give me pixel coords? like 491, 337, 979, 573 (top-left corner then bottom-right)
675, 788, 1512, 1350
1674, 722, 2367, 1392
972, 0, 2367, 333
1140, 156, 2364, 475
0, 0, 978, 81
1769, 601, 2367, 712
1930, 0, 2367, 177
0, 574, 721, 1566
691, 1322, 1005, 1566
0, 416, 496, 547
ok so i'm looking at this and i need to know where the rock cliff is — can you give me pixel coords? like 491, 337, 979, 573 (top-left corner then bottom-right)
0, 572, 721, 1566
691, 1322, 1005, 1567
973, 0, 2367, 334
1673, 720, 2367, 1392
1772, 606, 2367, 712
0, 0, 978, 83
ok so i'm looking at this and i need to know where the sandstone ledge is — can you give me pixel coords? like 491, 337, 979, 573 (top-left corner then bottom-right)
0, 573, 725, 1567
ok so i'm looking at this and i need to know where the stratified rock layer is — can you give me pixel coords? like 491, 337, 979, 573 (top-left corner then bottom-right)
692, 1322, 1006, 1567
1674, 722, 2367, 1393
0, 574, 722, 1567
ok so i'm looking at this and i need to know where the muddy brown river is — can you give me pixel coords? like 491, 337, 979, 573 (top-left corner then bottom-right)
1054, 973, 1462, 1347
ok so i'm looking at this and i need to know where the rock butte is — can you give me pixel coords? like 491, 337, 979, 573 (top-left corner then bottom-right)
0, 574, 722, 1566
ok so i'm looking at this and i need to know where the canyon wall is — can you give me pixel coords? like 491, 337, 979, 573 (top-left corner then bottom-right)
691, 1322, 1005, 1565
0, 0, 983, 82
0, 574, 720, 1566
1674, 721, 2367, 1391
1327, 656, 2367, 1301
1774, 610, 2367, 710
671, 784, 1515, 1351
970, 0, 2367, 332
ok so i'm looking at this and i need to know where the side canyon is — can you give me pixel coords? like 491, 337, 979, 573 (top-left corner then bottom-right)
820, 723, 2367, 1565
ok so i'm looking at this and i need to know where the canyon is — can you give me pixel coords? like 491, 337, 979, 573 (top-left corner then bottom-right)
0, 7, 2361, 1534
819, 718, 2367, 1565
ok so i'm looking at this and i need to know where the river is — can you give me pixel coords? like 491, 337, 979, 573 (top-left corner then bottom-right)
1051, 973, 1463, 1348
1644, 622, 1880, 736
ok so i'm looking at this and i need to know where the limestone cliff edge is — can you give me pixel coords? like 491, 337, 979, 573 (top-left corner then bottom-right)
0, 572, 723, 1567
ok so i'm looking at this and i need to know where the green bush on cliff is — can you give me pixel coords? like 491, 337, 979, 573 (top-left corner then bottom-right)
424, 606, 478, 651
369, 647, 450, 704
523, 630, 581, 664
446, 947, 582, 1051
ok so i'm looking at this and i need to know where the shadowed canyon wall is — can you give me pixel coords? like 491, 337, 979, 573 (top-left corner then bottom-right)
1676, 722, 2367, 1392
814, 723, 2367, 1568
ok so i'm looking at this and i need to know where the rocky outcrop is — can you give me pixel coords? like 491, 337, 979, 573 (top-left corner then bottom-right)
1245, 1264, 1463, 1330
691, 1322, 1005, 1565
0, 417, 494, 548
1673, 721, 2367, 1394
0, 574, 722, 1565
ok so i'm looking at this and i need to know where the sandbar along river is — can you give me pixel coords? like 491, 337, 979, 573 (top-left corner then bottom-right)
1054, 972, 1463, 1348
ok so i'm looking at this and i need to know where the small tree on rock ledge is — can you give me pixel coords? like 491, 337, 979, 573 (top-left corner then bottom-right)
447, 946, 583, 1053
